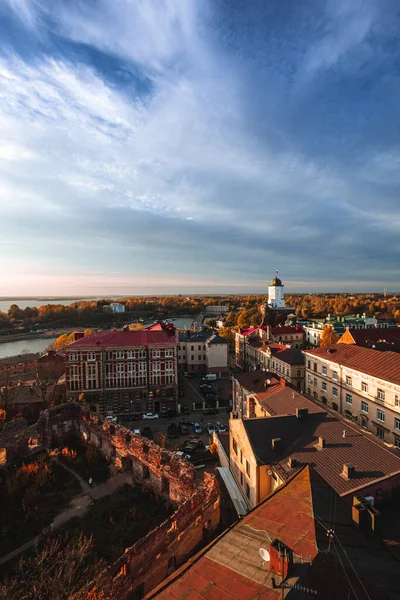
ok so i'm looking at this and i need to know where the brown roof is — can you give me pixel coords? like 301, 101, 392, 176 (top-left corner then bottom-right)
271, 348, 305, 365
304, 344, 400, 385
148, 467, 397, 599
339, 327, 400, 352
258, 387, 325, 417
235, 370, 281, 395
244, 410, 400, 497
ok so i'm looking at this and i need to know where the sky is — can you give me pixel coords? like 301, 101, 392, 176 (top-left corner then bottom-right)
0, 0, 399, 296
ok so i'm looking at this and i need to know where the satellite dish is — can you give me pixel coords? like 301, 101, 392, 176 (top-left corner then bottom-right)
259, 548, 270, 562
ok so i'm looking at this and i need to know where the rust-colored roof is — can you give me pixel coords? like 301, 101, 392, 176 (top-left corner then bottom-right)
235, 371, 281, 396
338, 327, 400, 352
258, 387, 325, 417
148, 467, 396, 599
304, 344, 400, 385
64, 329, 177, 349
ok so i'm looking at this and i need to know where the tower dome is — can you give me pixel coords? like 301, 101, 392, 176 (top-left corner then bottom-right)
269, 276, 283, 287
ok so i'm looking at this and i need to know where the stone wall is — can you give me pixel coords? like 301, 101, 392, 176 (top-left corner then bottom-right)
0, 403, 221, 599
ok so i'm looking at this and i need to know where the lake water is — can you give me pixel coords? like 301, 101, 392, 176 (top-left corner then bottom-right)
0, 298, 98, 313
0, 337, 58, 359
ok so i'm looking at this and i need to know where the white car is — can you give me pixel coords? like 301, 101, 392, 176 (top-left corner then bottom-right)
143, 412, 159, 420
106, 415, 117, 424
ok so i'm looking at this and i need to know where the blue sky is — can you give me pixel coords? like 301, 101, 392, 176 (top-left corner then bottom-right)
0, 0, 399, 295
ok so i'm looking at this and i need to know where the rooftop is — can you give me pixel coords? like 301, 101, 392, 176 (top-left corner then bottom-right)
244, 411, 400, 497
178, 330, 229, 345
304, 344, 400, 385
257, 387, 325, 417
270, 347, 304, 365
65, 329, 177, 349
338, 327, 400, 352
148, 467, 397, 599
271, 326, 304, 335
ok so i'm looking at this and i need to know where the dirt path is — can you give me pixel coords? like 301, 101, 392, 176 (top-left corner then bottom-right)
0, 463, 133, 566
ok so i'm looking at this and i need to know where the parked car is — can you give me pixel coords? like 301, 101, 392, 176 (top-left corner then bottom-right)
193, 422, 203, 434
132, 429, 141, 436
200, 383, 213, 390
201, 373, 217, 381
105, 416, 117, 424
203, 407, 219, 415
179, 423, 188, 435
216, 423, 227, 433
206, 423, 215, 435
143, 412, 159, 420
205, 393, 218, 401
175, 450, 191, 460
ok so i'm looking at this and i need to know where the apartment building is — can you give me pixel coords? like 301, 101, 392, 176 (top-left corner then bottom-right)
232, 370, 323, 420
235, 325, 304, 371
64, 327, 178, 415
0, 353, 39, 382
229, 407, 400, 510
177, 331, 229, 374
303, 315, 396, 347
304, 344, 400, 447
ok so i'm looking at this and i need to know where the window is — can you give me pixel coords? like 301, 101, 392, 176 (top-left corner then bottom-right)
116, 363, 124, 373
246, 460, 250, 476
152, 349, 160, 358
87, 352, 96, 361
165, 349, 173, 358
297, 370, 301, 378
307, 360, 311, 369
127, 350, 135, 359
332, 387, 338, 397
346, 394, 352, 405
332, 370, 338, 381
362, 381, 368, 393
377, 409, 385, 422
395, 395, 400, 407
322, 366, 327, 376
345, 409, 353, 420
153, 362, 160, 372
322, 382, 327, 392
361, 417, 368, 430
346, 376, 352, 387
245, 483, 250, 499
198, 345, 201, 350
116, 351, 124, 359
395, 418, 400, 431
233, 438, 238, 455
138, 350, 146, 359
376, 427, 384, 440
313, 362, 317, 372
240, 471, 243, 485
313, 378, 317, 387
395, 438, 400, 449
191, 345, 194, 351
191, 355, 194, 361
377, 389, 385, 401
307, 387, 311, 395
69, 353, 79, 362
307, 375, 312, 384
361, 401, 368, 413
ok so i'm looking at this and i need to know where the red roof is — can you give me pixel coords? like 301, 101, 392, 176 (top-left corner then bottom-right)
148, 467, 395, 599
305, 344, 400, 385
271, 326, 304, 334
64, 329, 177, 349
339, 327, 400, 351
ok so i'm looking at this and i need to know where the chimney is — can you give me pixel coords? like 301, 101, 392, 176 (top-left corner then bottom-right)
342, 463, 355, 479
317, 436, 325, 449
296, 408, 308, 419
73, 331, 85, 341
271, 438, 282, 451
270, 540, 293, 578
287, 457, 299, 468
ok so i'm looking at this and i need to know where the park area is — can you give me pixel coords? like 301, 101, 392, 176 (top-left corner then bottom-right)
0, 437, 176, 600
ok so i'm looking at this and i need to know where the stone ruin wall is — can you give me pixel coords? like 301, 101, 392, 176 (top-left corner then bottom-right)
0, 403, 221, 599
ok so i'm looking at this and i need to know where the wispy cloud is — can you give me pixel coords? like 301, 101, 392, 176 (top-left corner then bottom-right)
0, 0, 399, 294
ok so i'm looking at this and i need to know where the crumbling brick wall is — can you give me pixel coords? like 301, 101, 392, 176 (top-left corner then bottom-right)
75, 472, 220, 600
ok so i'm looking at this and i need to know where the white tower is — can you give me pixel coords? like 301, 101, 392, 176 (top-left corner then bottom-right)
268, 271, 285, 308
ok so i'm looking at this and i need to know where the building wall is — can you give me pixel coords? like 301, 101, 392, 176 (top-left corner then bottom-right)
229, 418, 259, 508
206, 343, 229, 373
304, 353, 400, 447
65, 344, 178, 415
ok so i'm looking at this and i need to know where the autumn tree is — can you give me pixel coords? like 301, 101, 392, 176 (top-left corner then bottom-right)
0, 533, 105, 600
128, 323, 144, 331
53, 334, 69, 350
319, 325, 338, 347
205, 318, 218, 330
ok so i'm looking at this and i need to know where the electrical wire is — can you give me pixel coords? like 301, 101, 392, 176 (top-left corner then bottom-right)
332, 540, 360, 600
